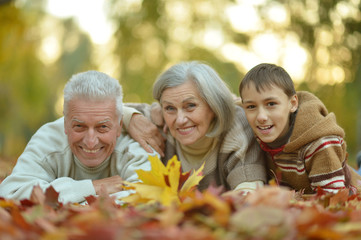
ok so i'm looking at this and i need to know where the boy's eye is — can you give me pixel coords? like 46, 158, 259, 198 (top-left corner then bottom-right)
267, 102, 277, 107
246, 105, 256, 110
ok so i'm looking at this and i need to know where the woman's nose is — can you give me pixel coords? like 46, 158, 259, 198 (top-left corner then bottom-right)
175, 111, 188, 125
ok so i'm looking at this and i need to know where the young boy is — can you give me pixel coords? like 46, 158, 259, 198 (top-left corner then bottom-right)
239, 63, 361, 194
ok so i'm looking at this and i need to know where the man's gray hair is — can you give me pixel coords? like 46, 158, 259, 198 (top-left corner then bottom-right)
63, 70, 123, 121
153, 61, 235, 137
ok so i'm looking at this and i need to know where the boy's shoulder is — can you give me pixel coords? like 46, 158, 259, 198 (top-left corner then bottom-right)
286, 91, 344, 150
297, 91, 324, 105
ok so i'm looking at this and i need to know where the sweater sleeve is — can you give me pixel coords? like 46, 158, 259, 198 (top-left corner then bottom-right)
0, 148, 97, 204
304, 135, 348, 193
114, 137, 157, 183
122, 106, 141, 130
0, 118, 97, 204
222, 106, 267, 189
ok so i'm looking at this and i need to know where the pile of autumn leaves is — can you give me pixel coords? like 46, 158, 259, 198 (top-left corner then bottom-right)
1, 156, 361, 240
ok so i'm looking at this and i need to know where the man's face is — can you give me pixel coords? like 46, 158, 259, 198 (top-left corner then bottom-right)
64, 98, 122, 167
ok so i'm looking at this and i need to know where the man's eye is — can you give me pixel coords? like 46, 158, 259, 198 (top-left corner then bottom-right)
98, 125, 110, 132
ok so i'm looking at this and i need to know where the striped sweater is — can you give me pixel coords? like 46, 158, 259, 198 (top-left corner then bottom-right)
261, 91, 361, 194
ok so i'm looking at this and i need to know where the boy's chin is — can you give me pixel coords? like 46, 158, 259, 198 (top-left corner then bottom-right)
257, 135, 276, 143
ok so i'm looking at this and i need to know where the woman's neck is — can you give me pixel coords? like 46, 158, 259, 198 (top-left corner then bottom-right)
180, 135, 215, 157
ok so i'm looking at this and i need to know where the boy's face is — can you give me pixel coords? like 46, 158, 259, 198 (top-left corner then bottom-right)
241, 83, 298, 143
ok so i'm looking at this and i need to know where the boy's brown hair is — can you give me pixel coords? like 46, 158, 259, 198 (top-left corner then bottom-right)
239, 63, 296, 98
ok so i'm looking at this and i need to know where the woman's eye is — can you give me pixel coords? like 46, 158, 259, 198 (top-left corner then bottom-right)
186, 103, 196, 109
164, 106, 175, 112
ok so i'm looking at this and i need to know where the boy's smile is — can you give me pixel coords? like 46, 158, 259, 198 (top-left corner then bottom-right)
241, 83, 298, 143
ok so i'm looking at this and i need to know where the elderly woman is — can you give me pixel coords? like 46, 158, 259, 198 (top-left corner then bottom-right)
128, 61, 267, 192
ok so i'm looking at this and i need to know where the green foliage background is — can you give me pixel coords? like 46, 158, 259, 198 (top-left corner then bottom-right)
0, 0, 360, 167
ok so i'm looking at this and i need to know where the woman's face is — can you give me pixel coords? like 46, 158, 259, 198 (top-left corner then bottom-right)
160, 80, 215, 145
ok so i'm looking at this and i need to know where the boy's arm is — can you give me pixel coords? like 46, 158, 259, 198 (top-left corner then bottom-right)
305, 135, 348, 193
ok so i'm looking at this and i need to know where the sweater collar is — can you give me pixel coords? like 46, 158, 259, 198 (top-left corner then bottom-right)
74, 155, 111, 173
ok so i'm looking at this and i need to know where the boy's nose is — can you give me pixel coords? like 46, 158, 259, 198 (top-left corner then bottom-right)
256, 109, 268, 123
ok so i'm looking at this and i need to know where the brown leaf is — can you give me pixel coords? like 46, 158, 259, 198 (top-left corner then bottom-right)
45, 186, 61, 209
29, 185, 46, 205
245, 186, 295, 208
329, 189, 349, 207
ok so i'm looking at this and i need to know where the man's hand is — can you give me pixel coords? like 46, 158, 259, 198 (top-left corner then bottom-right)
93, 175, 124, 195
128, 113, 165, 157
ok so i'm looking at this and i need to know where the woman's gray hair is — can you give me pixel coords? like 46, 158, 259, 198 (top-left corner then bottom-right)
63, 70, 123, 122
153, 61, 235, 137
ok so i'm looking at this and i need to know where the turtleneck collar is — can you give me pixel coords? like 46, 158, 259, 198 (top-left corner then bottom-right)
180, 135, 216, 158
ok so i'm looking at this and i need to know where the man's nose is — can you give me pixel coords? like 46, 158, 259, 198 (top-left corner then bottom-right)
84, 129, 99, 148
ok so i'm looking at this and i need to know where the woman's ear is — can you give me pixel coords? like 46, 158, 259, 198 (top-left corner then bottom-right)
290, 94, 298, 113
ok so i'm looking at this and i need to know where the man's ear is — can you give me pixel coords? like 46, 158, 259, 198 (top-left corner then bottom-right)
290, 94, 298, 113
64, 118, 68, 135
118, 119, 123, 137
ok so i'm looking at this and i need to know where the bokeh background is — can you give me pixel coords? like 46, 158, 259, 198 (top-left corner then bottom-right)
1, 0, 360, 177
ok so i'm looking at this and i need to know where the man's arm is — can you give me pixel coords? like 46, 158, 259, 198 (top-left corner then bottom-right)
123, 104, 165, 156
0, 118, 97, 204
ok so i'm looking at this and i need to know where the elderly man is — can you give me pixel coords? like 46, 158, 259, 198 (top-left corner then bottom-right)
0, 70, 159, 204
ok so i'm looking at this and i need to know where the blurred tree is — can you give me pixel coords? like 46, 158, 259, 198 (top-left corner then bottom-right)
0, 0, 52, 157
106, 0, 240, 103
0, 0, 360, 165
272, 0, 361, 157
0, 0, 94, 159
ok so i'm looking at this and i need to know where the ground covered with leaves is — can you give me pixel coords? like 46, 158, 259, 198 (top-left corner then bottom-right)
1, 186, 361, 240
1, 156, 361, 239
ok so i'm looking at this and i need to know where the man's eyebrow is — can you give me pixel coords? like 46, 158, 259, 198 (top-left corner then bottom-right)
72, 118, 85, 123
98, 119, 110, 124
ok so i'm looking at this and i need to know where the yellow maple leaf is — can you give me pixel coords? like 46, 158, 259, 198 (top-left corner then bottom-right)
121, 155, 204, 206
